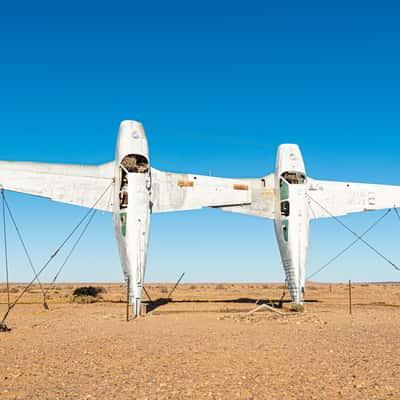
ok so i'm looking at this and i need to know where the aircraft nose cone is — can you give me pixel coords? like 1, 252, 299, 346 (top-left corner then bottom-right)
117, 120, 149, 161
119, 120, 146, 140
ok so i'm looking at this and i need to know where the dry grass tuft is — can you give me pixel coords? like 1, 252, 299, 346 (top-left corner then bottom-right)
69, 295, 99, 304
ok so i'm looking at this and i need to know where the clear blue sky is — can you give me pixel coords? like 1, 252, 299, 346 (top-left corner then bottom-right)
1, 0, 400, 284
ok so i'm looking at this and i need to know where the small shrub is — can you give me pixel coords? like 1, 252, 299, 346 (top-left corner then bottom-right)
160, 287, 168, 294
216, 284, 226, 290
70, 286, 105, 304
189, 285, 197, 290
72, 286, 105, 297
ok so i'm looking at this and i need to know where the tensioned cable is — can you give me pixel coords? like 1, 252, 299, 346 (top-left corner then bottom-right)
307, 193, 400, 272
2, 190, 10, 309
279, 279, 288, 303
307, 208, 392, 280
43, 208, 98, 299
394, 207, 400, 222
2, 192, 48, 306
0, 181, 114, 324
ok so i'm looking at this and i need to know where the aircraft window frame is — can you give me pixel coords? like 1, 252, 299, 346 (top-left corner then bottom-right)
281, 200, 290, 217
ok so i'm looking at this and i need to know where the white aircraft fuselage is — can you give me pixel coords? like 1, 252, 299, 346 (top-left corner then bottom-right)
274, 144, 310, 304
112, 122, 151, 316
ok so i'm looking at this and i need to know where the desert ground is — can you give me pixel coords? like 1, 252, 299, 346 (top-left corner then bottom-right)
0, 282, 400, 400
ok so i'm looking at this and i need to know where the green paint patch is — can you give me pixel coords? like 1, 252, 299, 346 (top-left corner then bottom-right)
282, 220, 289, 242
120, 213, 127, 237
280, 179, 289, 201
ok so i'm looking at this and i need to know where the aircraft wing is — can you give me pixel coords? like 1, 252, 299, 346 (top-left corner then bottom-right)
307, 177, 400, 219
150, 168, 252, 213
220, 174, 276, 219
0, 161, 115, 212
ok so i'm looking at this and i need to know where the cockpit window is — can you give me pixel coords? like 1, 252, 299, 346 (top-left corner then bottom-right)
281, 200, 290, 217
281, 171, 306, 185
121, 154, 149, 174
118, 154, 150, 210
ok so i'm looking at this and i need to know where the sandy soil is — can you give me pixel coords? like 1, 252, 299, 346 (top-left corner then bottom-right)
1, 282, 400, 400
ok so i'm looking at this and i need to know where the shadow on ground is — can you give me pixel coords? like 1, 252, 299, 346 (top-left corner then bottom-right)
143, 297, 320, 313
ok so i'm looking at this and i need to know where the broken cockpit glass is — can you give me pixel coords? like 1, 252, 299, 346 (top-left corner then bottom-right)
281, 171, 306, 185
119, 154, 150, 209
121, 154, 149, 174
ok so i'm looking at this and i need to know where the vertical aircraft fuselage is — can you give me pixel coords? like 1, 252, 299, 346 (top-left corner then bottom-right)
274, 144, 310, 304
112, 121, 151, 316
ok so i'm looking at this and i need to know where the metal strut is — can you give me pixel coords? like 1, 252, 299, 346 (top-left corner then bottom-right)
0, 182, 113, 328
43, 208, 98, 301
395, 207, 400, 222
167, 272, 186, 300
2, 190, 49, 308
1, 190, 10, 331
307, 193, 400, 281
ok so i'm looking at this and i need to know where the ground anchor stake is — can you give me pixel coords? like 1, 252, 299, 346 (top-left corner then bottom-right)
0, 321, 11, 332
348, 280, 352, 316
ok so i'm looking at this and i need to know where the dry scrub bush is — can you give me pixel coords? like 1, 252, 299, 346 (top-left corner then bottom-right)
261, 284, 270, 289
69, 286, 106, 304
216, 284, 226, 290
0, 287, 19, 294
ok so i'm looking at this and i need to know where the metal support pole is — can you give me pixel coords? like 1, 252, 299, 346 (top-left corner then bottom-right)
348, 280, 352, 316
2, 190, 10, 309
126, 277, 130, 322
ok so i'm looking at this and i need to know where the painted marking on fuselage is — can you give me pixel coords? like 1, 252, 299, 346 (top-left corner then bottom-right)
178, 180, 194, 187
233, 184, 249, 191
120, 212, 127, 237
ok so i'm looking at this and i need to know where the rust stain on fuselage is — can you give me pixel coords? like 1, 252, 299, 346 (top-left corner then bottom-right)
233, 184, 249, 191
178, 181, 194, 188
